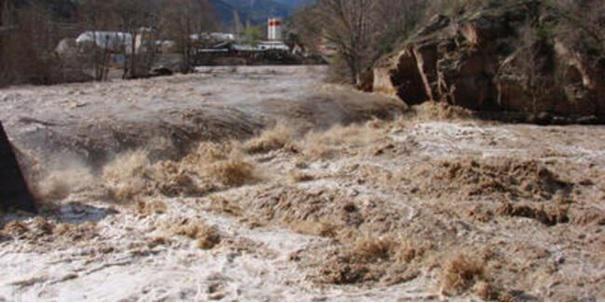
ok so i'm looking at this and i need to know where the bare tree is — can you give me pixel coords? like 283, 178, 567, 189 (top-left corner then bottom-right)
424, 0, 485, 17
112, 0, 159, 79
371, 0, 427, 62
77, 0, 162, 80
316, 0, 376, 85
160, 0, 216, 73
295, 0, 427, 85
0, 0, 5, 31
290, 5, 325, 55
78, 0, 118, 81
515, 22, 554, 115
0, 0, 13, 85
551, 0, 605, 61
0, 0, 6, 77
0, 1, 62, 85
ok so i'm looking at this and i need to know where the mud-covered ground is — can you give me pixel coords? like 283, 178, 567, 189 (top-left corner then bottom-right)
1, 68, 604, 301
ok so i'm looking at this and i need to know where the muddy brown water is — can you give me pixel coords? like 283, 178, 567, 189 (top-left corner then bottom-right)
0, 66, 403, 170
2, 67, 604, 301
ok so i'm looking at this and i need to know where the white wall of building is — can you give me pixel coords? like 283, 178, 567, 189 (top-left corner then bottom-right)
267, 18, 283, 41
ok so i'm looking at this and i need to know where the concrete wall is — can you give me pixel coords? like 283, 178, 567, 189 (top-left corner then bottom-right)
0, 122, 37, 213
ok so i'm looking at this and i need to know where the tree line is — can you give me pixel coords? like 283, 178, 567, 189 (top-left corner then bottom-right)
2, 0, 603, 88
0, 0, 217, 86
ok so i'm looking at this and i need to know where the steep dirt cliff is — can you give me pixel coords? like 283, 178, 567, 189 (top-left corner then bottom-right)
372, 0, 605, 124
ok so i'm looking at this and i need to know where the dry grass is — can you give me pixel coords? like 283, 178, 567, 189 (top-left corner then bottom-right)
441, 253, 486, 295
243, 123, 294, 154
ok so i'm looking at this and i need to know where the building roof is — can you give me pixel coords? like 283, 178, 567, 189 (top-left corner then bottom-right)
76, 31, 133, 51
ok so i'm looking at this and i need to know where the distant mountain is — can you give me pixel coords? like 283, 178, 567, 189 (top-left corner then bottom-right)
272, 0, 315, 9
222, 0, 290, 23
210, 0, 314, 29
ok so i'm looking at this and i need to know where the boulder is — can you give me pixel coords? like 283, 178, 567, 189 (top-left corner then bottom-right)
0, 122, 37, 213
372, 0, 605, 123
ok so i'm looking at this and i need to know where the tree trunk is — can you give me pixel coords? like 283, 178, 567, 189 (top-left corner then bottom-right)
130, 33, 137, 78
0, 0, 5, 66
0, 0, 7, 85
0, 0, 4, 28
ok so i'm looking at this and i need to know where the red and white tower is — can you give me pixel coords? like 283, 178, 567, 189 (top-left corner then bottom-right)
267, 18, 283, 41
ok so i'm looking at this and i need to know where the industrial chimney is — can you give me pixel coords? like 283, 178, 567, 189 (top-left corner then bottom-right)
267, 18, 282, 41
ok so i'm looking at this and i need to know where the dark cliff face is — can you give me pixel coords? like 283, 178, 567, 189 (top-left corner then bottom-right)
372, 0, 605, 124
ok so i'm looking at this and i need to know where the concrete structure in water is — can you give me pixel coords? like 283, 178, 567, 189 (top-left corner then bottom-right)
0, 122, 37, 213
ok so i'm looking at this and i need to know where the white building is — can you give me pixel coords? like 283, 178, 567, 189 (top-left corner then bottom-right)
267, 18, 283, 41
76, 31, 133, 53
191, 32, 236, 42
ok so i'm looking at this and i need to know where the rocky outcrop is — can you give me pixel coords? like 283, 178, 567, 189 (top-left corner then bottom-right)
372, 0, 605, 123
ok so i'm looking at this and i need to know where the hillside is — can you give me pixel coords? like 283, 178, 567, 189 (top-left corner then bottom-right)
210, 0, 312, 28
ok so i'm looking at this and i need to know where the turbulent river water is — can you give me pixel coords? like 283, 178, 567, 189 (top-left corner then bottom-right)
0, 66, 402, 169
1, 67, 604, 301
